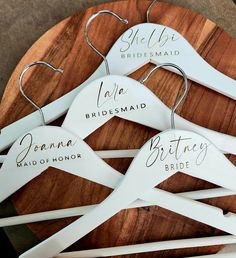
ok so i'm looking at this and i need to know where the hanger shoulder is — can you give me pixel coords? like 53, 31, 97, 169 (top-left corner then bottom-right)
131, 129, 236, 192
157, 51, 236, 100
0, 126, 121, 202
62, 74, 166, 138
107, 23, 236, 99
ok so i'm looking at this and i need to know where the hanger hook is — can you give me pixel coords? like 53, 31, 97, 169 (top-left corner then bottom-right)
84, 10, 128, 75
18, 61, 63, 126
140, 63, 188, 129
147, 0, 158, 23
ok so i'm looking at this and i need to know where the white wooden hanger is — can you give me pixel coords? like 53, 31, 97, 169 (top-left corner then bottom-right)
20, 66, 236, 258
1, 62, 235, 228
62, 67, 236, 156
62, 9, 236, 157
1, 1, 235, 152
0, 61, 140, 202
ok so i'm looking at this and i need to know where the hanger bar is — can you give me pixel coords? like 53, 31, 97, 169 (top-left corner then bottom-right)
0, 147, 227, 162
95, 149, 138, 158
55, 236, 236, 258
0, 187, 234, 227
0, 149, 138, 164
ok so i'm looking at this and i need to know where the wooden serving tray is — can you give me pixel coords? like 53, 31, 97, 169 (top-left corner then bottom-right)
1, 0, 236, 257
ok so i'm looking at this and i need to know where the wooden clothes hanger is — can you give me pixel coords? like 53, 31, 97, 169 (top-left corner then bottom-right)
0, 0, 235, 153
0, 61, 136, 202
61, 9, 236, 156
1, 61, 235, 227
19, 64, 236, 258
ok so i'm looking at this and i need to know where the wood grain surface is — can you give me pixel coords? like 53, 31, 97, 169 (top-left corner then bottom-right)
1, 0, 236, 257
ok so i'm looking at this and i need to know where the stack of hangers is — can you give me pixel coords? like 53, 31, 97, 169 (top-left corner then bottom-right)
0, 1, 236, 257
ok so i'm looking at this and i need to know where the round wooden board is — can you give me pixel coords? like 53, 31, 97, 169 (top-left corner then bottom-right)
1, 0, 236, 257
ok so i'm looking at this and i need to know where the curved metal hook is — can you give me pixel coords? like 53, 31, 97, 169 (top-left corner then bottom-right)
147, 0, 158, 23
84, 10, 128, 75
18, 61, 63, 126
140, 63, 188, 129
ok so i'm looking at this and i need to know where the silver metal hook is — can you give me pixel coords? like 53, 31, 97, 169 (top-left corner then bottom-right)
18, 61, 63, 126
140, 63, 188, 129
84, 10, 128, 75
147, 0, 158, 23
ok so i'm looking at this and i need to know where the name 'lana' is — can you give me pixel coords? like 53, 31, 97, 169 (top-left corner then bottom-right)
16, 133, 77, 163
